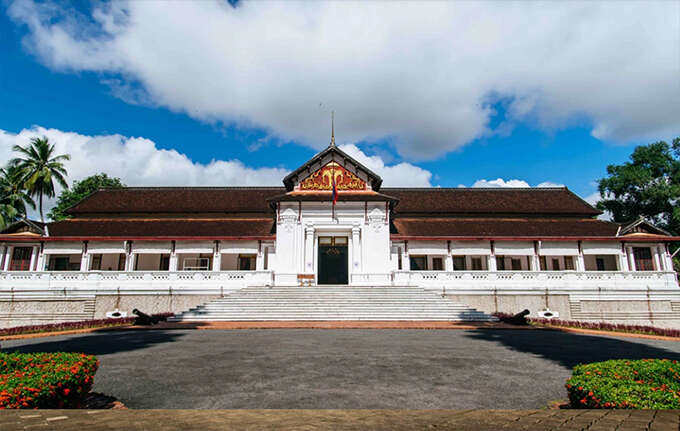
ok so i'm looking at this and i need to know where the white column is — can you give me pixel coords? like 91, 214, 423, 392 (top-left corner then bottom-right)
169, 254, 178, 271
532, 242, 540, 271
626, 246, 636, 271
213, 241, 221, 272
304, 225, 314, 274
0, 245, 6, 271
652, 246, 662, 271
36, 246, 45, 272
29, 246, 38, 271
488, 241, 497, 271
445, 254, 454, 272
402, 246, 410, 271
351, 226, 361, 273
3, 246, 13, 271
664, 245, 674, 271
576, 252, 585, 272
125, 252, 136, 271
255, 241, 265, 271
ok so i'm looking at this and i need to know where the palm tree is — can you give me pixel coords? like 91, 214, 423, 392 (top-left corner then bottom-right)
0, 163, 36, 229
11, 137, 70, 222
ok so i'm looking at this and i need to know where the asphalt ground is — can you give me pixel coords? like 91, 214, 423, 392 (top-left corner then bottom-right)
3, 328, 680, 409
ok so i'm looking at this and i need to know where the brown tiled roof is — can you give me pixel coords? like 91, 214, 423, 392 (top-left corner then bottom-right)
65, 186, 600, 217
391, 217, 619, 238
67, 187, 285, 215
48, 218, 275, 238
383, 187, 601, 216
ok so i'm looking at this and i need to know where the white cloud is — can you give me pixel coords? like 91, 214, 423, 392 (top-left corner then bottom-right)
470, 178, 531, 188
339, 144, 431, 187
7, 1, 679, 159
0, 126, 433, 218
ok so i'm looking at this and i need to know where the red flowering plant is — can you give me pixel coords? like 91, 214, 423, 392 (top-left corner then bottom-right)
566, 359, 680, 409
0, 352, 99, 409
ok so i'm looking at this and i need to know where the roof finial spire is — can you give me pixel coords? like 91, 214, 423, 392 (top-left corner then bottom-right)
330, 110, 336, 147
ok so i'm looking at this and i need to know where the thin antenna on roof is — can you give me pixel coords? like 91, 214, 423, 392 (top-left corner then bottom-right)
330, 110, 336, 147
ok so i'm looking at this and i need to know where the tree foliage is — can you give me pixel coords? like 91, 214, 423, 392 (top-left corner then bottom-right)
597, 137, 680, 236
0, 163, 36, 229
48, 173, 125, 221
11, 137, 70, 222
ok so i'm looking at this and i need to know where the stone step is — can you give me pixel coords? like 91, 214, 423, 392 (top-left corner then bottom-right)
170, 285, 498, 322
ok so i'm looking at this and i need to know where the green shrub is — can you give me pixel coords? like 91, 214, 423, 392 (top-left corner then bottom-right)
0, 352, 98, 409
566, 359, 680, 409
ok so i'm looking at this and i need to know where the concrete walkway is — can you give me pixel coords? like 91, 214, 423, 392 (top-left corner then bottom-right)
1, 409, 678, 430
4, 329, 680, 409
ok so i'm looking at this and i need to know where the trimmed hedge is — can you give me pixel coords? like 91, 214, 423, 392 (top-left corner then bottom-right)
567, 359, 680, 409
0, 352, 98, 409
0, 318, 135, 337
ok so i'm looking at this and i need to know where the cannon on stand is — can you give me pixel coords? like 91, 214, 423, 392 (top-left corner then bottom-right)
498, 309, 530, 326
132, 309, 161, 326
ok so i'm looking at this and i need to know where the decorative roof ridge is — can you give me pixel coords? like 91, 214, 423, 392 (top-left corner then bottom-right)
381, 187, 569, 191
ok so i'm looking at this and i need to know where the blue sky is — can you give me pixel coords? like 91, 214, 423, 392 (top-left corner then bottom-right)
1, 1, 678, 208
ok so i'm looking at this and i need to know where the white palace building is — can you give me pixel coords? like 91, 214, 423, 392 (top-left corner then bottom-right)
0, 140, 678, 326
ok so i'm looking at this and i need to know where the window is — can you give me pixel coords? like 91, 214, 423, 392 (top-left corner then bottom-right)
159, 254, 170, 271
564, 256, 575, 270
238, 254, 256, 271
511, 258, 522, 270
471, 257, 483, 270
10, 247, 32, 271
551, 258, 560, 271
633, 247, 654, 271
596, 258, 605, 271
432, 257, 444, 271
90, 254, 102, 271
496, 256, 506, 270
452, 256, 466, 271
410, 256, 427, 271
49, 256, 70, 271
539, 256, 547, 271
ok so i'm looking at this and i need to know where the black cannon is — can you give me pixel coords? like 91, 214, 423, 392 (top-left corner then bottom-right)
132, 309, 161, 326
499, 309, 530, 326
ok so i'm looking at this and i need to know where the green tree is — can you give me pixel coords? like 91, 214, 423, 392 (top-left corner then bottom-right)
0, 163, 36, 229
11, 137, 70, 223
597, 137, 680, 235
597, 137, 680, 270
48, 173, 125, 221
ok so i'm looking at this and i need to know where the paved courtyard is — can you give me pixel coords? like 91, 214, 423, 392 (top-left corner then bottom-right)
3, 328, 680, 409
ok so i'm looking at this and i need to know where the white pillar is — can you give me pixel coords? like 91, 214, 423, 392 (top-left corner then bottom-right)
445, 254, 454, 272
0, 245, 6, 271
169, 254, 178, 271
255, 241, 265, 271
652, 246, 662, 271
213, 241, 221, 272
664, 245, 674, 271
3, 246, 13, 271
125, 253, 136, 271
29, 246, 38, 271
36, 246, 45, 272
626, 246, 636, 271
576, 253, 585, 272
351, 226, 361, 273
304, 226, 314, 274
488, 256, 497, 271
402, 245, 410, 271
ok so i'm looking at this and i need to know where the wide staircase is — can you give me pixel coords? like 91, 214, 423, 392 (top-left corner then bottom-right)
169, 286, 497, 321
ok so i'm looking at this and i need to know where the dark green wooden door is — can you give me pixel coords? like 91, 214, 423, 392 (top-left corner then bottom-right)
318, 244, 348, 285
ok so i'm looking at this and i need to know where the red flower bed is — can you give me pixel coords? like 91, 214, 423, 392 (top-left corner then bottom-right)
0, 352, 99, 409
492, 312, 680, 338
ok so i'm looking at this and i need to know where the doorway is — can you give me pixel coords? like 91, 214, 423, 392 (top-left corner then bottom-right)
317, 236, 349, 285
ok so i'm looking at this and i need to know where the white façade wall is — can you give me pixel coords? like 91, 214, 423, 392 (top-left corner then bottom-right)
273, 201, 392, 284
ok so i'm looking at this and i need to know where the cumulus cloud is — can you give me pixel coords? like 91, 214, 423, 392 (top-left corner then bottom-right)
0, 126, 432, 217
339, 144, 432, 187
467, 178, 564, 188
7, 1, 679, 159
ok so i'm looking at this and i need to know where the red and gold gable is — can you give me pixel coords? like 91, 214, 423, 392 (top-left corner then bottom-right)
299, 162, 366, 191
